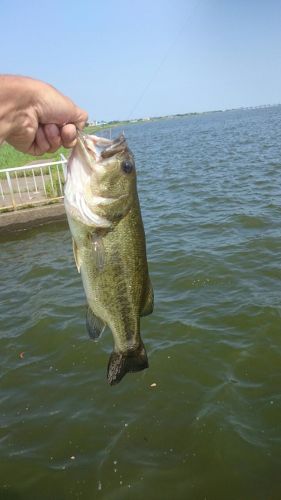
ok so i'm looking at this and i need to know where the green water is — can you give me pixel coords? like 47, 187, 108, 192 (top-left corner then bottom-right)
1, 108, 281, 499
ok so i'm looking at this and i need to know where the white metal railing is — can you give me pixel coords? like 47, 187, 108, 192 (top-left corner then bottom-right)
0, 154, 67, 211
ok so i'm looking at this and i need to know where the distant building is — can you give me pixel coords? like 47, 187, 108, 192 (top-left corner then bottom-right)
88, 120, 108, 126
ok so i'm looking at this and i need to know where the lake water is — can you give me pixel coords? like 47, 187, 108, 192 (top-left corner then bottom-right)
1, 108, 281, 499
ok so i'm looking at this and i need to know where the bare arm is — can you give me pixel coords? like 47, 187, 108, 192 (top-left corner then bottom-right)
0, 75, 88, 155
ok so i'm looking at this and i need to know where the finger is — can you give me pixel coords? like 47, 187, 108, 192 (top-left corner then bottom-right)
74, 108, 88, 130
61, 123, 78, 148
34, 125, 51, 155
44, 124, 62, 152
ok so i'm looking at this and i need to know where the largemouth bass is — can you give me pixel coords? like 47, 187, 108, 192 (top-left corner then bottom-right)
64, 133, 153, 385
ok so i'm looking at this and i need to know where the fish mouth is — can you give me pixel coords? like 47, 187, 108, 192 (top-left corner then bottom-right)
65, 131, 128, 197
77, 132, 127, 162
64, 132, 130, 227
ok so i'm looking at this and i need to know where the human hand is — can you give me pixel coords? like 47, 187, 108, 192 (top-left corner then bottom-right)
0, 75, 88, 155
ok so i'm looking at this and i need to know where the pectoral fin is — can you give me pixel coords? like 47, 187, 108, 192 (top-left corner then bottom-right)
91, 234, 105, 272
141, 279, 154, 317
86, 307, 106, 341
72, 238, 81, 273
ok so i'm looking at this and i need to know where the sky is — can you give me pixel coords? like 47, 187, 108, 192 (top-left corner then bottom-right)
1, 0, 281, 121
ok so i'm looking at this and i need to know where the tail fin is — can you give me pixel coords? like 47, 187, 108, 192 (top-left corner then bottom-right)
107, 342, 148, 386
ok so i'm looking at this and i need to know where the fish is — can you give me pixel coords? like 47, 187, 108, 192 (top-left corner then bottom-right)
64, 132, 153, 385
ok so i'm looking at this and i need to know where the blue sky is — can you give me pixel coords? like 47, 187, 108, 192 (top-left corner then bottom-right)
1, 0, 281, 121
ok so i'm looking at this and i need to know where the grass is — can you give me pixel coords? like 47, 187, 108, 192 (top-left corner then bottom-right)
45, 171, 64, 198
0, 143, 68, 169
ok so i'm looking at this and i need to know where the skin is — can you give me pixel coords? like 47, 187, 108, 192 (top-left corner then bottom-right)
0, 75, 87, 155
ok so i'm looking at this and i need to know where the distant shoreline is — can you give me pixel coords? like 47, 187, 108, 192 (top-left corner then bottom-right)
1, 103, 280, 169
88, 102, 281, 130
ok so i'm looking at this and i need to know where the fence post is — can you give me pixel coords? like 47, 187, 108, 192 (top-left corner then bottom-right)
60, 154, 67, 181
6, 172, 17, 209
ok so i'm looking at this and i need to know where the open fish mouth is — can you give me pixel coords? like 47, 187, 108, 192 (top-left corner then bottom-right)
64, 132, 130, 227
77, 132, 128, 162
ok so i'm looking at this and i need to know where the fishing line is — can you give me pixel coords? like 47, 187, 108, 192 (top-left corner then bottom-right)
126, 0, 204, 120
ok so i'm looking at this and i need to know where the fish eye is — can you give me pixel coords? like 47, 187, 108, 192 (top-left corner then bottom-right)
121, 160, 134, 174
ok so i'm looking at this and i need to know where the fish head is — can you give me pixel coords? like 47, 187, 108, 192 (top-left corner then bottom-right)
65, 133, 137, 227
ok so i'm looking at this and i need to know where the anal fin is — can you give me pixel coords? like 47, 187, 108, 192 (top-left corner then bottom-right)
86, 307, 106, 341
